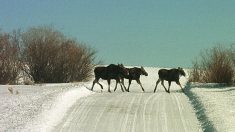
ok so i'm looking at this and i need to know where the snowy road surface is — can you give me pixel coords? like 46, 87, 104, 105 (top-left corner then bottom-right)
56, 91, 201, 132
0, 67, 202, 131
56, 67, 202, 132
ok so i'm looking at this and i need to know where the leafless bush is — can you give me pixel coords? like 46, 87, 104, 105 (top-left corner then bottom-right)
53, 40, 96, 82
0, 31, 21, 84
21, 26, 63, 83
22, 26, 97, 83
189, 45, 235, 85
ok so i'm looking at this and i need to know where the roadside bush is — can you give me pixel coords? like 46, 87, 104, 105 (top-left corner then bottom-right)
0, 31, 21, 84
50, 40, 96, 82
22, 26, 96, 83
189, 45, 235, 85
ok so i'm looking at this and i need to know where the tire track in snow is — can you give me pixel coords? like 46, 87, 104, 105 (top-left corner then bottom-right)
173, 94, 187, 132
156, 93, 163, 132
143, 94, 157, 132
92, 94, 121, 132
163, 95, 169, 132
57, 84, 202, 132
131, 94, 143, 132
62, 95, 96, 131
58, 98, 87, 131
76, 97, 98, 129
152, 93, 162, 132
120, 95, 136, 132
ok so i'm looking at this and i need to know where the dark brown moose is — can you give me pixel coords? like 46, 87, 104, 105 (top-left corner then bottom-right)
118, 66, 148, 92
91, 64, 129, 92
154, 67, 186, 93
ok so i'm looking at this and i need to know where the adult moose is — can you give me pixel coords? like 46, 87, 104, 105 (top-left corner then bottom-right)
91, 64, 129, 92
117, 66, 148, 92
154, 67, 186, 93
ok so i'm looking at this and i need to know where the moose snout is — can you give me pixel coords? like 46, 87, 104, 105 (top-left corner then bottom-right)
145, 72, 148, 76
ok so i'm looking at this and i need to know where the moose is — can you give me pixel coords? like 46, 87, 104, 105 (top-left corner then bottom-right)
117, 66, 148, 92
91, 64, 129, 92
154, 67, 186, 93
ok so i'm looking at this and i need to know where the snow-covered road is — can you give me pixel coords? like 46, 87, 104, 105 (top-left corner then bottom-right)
56, 91, 201, 132
2, 67, 235, 131
0, 67, 204, 132
56, 67, 202, 132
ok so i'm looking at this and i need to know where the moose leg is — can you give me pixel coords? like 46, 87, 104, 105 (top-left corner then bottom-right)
91, 78, 103, 91
97, 82, 103, 90
127, 79, 132, 92
154, 79, 160, 93
114, 79, 124, 92
167, 81, 171, 93
137, 79, 145, 92
114, 80, 118, 92
161, 80, 168, 93
91, 79, 96, 91
107, 79, 111, 93
121, 78, 127, 91
176, 81, 184, 93
119, 80, 125, 92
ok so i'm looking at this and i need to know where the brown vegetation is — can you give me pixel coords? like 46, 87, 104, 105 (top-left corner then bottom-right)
22, 26, 97, 83
0, 31, 21, 84
0, 26, 98, 84
189, 45, 235, 85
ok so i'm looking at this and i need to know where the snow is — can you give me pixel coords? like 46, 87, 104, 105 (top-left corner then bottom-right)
0, 83, 93, 131
188, 83, 235, 132
57, 67, 201, 132
0, 67, 235, 132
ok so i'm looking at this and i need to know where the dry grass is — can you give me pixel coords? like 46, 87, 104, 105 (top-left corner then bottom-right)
189, 45, 235, 85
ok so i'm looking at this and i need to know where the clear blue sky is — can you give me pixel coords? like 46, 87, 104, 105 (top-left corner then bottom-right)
1, 0, 235, 68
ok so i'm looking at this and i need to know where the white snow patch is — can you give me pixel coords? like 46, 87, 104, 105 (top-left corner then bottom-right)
24, 86, 93, 132
189, 83, 235, 131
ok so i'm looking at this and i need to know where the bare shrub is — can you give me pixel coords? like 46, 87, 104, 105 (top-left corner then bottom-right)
53, 40, 96, 82
0, 31, 21, 84
189, 45, 235, 85
22, 26, 97, 83
22, 26, 64, 83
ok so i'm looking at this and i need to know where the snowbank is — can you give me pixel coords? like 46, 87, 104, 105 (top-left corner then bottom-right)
0, 83, 93, 131
187, 83, 235, 132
